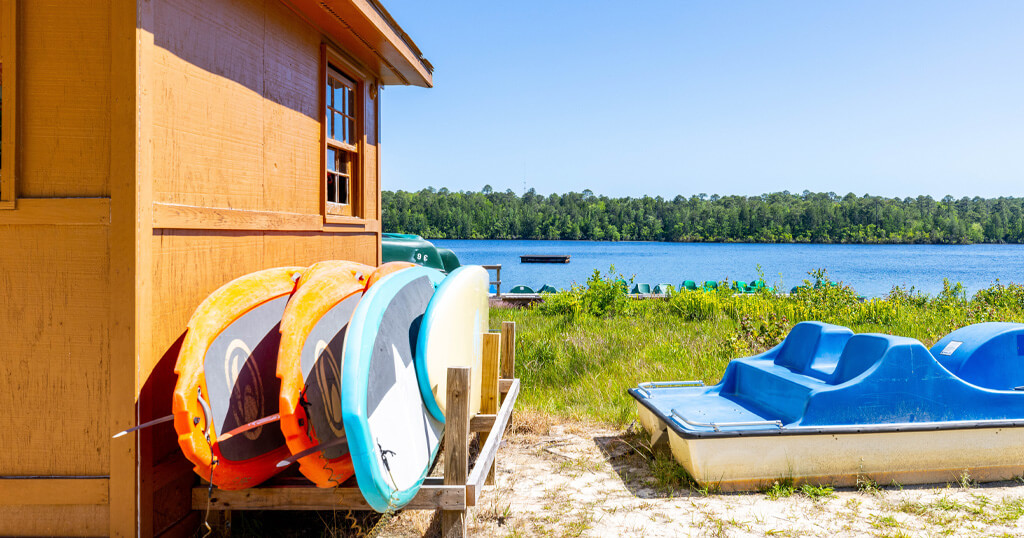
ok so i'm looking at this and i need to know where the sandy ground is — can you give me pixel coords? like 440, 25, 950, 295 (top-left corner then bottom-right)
383, 414, 1024, 537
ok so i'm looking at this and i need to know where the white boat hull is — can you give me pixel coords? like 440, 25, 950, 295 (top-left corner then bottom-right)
666, 424, 1024, 491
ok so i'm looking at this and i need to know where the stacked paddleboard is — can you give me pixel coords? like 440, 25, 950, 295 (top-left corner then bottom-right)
169, 260, 490, 509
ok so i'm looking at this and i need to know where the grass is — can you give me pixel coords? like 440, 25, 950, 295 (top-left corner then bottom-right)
762, 480, 796, 500
492, 267, 1024, 424
800, 483, 837, 500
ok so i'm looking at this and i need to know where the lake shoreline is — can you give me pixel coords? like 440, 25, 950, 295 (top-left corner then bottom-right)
434, 239, 1024, 298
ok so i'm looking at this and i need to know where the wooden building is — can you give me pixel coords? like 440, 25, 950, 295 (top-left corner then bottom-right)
0, 0, 431, 535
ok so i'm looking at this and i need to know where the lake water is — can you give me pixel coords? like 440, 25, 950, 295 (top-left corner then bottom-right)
433, 240, 1024, 298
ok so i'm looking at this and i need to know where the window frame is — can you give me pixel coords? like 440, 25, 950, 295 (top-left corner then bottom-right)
320, 45, 365, 221
1, 0, 16, 209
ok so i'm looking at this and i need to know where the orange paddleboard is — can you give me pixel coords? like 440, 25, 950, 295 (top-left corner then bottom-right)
172, 266, 303, 490
276, 261, 371, 487
365, 261, 416, 288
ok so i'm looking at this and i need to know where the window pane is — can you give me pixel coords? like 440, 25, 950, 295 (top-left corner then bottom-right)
334, 83, 346, 115
326, 78, 333, 109
339, 150, 352, 174
335, 112, 346, 143
326, 147, 338, 173
327, 172, 337, 203
347, 88, 355, 117
339, 174, 349, 205
347, 118, 356, 145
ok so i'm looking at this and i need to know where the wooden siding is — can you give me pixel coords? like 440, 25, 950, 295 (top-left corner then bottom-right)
0, 505, 109, 536
17, 0, 111, 198
0, 224, 111, 537
0, 0, 387, 534
0, 225, 111, 475
1, 0, 17, 207
150, 0, 383, 219
149, 230, 378, 382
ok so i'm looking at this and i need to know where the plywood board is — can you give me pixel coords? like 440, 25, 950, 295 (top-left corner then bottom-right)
18, 1, 111, 197
0, 224, 110, 475
151, 0, 266, 211
263, 0, 321, 215
0, 505, 109, 536
150, 0, 382, 224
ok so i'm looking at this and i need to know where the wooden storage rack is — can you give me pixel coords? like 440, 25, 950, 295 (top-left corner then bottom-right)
191, 321, 520, 537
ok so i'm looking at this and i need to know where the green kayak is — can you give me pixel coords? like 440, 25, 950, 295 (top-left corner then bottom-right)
381, 233, 460, 273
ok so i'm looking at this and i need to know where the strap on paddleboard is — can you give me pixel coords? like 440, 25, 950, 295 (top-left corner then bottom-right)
111, 415, 174, 439
276, 435, 349, 468
217, 413, 281, 442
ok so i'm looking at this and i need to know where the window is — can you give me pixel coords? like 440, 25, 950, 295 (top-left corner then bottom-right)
323, 61, 360, 218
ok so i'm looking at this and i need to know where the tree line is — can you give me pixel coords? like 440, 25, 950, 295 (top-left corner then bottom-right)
382, 187, 1024, 244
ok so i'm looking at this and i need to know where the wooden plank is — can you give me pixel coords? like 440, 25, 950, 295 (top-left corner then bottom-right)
0, 505, 109, 536
284, 0, 432, 86
151, 203, 382, 233
500, 322, 516, 380
466, 379, 520, 505
18, 1, 111, 198
479, 333, 501, 485
263, 0, 321, 216
0, 225, 111, 475
0, 0, 16, 205
152, 0, 266, 212
469, 414, 496, 433
153, 457, 195, 493
155, 511, 201, 538
0, 478, 109, 505
0, 197, 111, 225
110, 0, 154, 534
442, 367, 471, 538
191, 485, 466, 511
499, 378, 513, 393
323, 215, 382, 232
153, 202, 323, 231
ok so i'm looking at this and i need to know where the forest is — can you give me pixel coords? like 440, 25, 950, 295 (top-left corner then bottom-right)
382, 187, 1024, 244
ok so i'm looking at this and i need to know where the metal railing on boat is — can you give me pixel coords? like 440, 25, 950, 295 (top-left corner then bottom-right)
636, 380, 705, 399
670, 409, 784, 432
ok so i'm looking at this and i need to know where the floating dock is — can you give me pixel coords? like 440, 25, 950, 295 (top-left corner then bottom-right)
520, 255, 570, 263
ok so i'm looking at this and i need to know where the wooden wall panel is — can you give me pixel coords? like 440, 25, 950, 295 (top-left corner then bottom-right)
262, 231, 377, 267
149, 230, 266, 381
149, 230, 378, 372
0, 225, 110, 475
150, 0, 383, 224
0, 505, 109, 536
151, 0, 265, 211
263, 0, 322, 215
151, 0, 341, 217
18, 1, 111, 198
361, 82, 380, 221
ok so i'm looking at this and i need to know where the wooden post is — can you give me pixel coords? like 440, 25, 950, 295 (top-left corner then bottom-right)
479, 333, 501, 485
442, 367, 471, 538
500, 321, 516, 382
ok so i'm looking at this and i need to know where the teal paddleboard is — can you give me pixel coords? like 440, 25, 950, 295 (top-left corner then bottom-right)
341, 266, 444, 512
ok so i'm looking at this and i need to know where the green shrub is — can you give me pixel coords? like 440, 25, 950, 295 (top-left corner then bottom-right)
668, 290, 721, 321
504, 269, 1024, 424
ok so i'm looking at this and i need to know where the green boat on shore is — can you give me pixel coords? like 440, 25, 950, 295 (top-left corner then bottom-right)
381, 233, 461, 273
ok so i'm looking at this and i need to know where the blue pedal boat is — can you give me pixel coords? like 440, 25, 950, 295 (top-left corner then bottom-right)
630, 321, 1024, 491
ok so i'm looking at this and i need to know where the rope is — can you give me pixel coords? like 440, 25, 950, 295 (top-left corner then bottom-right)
201, 457, 219, 538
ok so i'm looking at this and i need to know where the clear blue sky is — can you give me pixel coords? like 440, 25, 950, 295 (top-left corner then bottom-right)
379, 1, 1024, 199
